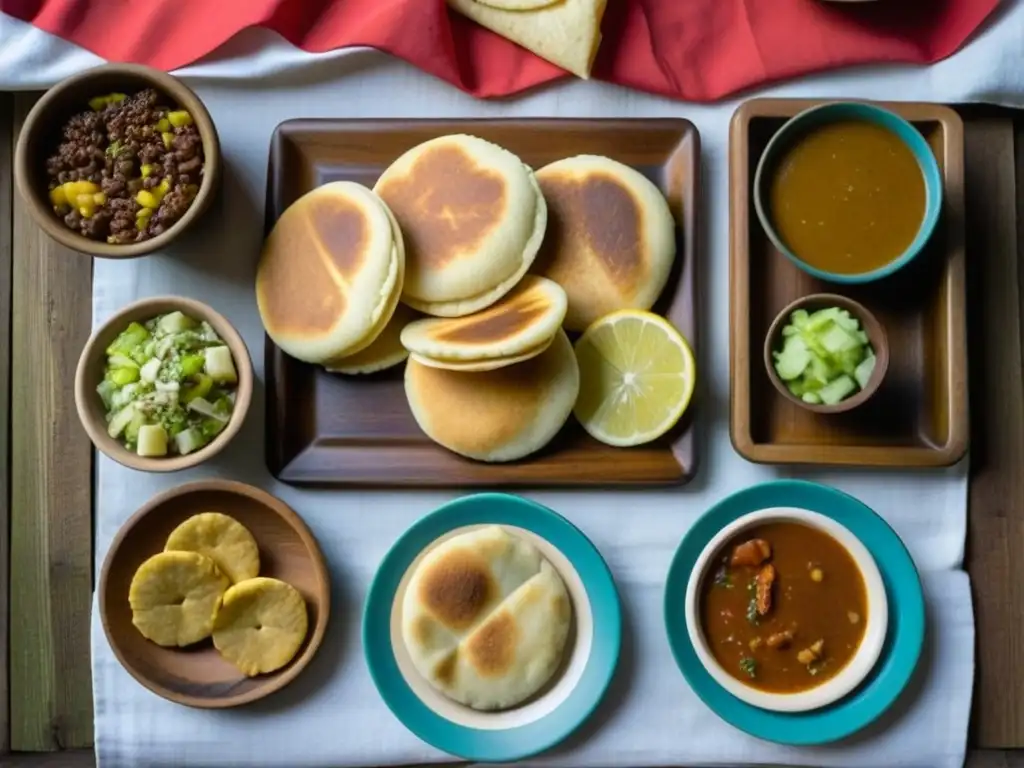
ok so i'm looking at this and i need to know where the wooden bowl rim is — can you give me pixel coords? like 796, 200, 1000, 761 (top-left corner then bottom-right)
762, 293, 891, 415
98, 478, 332, 709
74, 295, 253, 472
13, 62, 222, 260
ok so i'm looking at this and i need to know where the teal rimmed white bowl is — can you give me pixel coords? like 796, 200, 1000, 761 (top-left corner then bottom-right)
753, 101, 943, 284
685, 506, 889, 713
664, 480, 925, 745
363, 493, 621, 762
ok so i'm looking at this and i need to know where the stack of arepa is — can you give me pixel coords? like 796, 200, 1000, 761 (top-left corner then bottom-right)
257, 132, 694, 462
257, 181, 414, 372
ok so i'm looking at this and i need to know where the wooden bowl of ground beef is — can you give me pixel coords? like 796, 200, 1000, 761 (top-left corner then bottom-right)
14, 64, 221, 259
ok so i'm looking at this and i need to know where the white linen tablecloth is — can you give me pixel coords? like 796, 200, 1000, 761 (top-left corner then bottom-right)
5, 5, 1022, 766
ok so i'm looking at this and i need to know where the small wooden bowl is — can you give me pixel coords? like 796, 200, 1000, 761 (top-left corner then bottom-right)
14, 63, 221, 259
74, 296, 253, 472
763, 293, 889, 415
99, 479, 331, 708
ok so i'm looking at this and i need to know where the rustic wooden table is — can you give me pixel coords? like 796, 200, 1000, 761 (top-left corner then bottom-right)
1, 93, 1022, 767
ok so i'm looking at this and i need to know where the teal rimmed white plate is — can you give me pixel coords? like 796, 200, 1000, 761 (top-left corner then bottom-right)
664, 479, 925, 745
363, 493, 621, 762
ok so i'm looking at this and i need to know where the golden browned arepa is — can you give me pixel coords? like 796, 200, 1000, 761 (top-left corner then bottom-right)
533, 155, 676, 331
256, 181, 405, 364
402, 525, 571, 710
374, 134, 547, 318
325, 302, 419, 375
400, 275, 566, 367
404, 329, 578, 462
446, 0, 608, 80
408, 337, 553, 373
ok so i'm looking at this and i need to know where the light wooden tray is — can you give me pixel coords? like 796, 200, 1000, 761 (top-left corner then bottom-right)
729, 99, 969, 467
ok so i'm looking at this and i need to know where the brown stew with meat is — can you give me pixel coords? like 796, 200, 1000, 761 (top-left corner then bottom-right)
700, 521, 867, 693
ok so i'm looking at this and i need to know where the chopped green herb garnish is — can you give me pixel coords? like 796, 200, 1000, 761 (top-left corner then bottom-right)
106, 139, 123, 157
739, 657, 757, 679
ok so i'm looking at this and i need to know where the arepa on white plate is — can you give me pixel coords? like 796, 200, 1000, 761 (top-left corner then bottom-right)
400, 275, 566, 366
256, 181, 405, 364
325, 302, 418, 375
374, 134, 546, 318
446, 0, 608, 80
533, 155, 676, 330
402, 525, 571, 710
404, 329, 579, 463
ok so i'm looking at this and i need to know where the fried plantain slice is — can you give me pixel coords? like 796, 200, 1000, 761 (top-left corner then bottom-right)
129, 551, 229, 647
165, 512, 260, 584
212, 577, 308, 676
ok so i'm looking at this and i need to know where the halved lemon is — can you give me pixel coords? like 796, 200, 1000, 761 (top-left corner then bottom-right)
573, 310, 695, 447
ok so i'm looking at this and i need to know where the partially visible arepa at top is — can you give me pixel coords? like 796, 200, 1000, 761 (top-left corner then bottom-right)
402, 525, 571, 710
446, 0, 608, 80
257, 181, 405, 364
405, 329, 579, 463
401, 275, 566, 368
533, 155, 676, 331
374, 134, 547, 318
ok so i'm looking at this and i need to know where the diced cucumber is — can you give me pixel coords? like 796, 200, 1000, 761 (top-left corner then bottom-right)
773, 336, 811, 381
188, 396, 227, 421
124, 409, 146, 443
96, 380, 117, 409
819, 323, 860, 355
179, 354, 205, 377
105, 321, 150, 356
213, 396, 233, 419
107, 404, 137, 438
819, 374, 857, 405
806, 308, 841, 332
139, 357, 162, 383
157, 311, 195, 335
137, 424, 168, 457
174, 428, 207, 456
854, 352, 877, 390
107, 366, 140, 387
776, 305, 876, 407
200, 417, 227, 440
108, 353, 138, 369
204, 346, 238, 384
182, 374, 213, 404
808, 355, 833, 386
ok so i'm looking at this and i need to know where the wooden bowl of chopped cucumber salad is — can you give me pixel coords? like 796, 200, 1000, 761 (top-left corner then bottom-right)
75, 297, 253, 471
763, 294, 889, 414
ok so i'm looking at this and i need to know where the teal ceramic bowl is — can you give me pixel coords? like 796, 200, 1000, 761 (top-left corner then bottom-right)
363, 493, 622, 762
753, 102, 943, 284
664, 480, 925, 745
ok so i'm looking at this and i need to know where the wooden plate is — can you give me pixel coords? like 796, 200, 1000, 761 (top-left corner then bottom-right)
729, 99, 969, 467
264, 118, 700, 487
99, 479, 330, 708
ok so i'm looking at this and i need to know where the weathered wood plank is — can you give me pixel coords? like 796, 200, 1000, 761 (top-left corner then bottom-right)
0, 92, 14, 756
964, 119, 1024, 748
7, 750, 95, 767
968, 750, 1024, 768
8, 94, 94, 750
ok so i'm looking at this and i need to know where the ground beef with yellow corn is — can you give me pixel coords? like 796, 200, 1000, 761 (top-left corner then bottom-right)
45, 89, 204, 243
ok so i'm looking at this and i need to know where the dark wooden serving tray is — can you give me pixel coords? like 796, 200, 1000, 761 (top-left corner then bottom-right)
265, 118, 700, 487
729, 99, 969, 467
